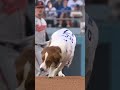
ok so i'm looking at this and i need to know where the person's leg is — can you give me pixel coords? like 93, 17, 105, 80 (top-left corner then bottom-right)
35, 45, 42, 76
35, 45, 48, 76
66, 20, 71, 27
58, 13, 64, 27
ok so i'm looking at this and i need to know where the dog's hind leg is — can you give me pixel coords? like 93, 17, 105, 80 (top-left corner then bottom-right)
48, 65, 56, 77
66, 56, 73, 68
58, 71, 65, 77
66, 49, 75, 68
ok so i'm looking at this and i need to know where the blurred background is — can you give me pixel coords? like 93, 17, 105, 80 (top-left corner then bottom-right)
0, 0, 34, 89
0, 0, 85, 89
86, 0, 120, 90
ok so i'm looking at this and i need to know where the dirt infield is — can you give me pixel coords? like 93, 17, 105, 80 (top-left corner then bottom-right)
35, 76, 85, 90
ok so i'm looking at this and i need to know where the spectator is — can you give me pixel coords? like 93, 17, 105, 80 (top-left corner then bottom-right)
70, 4, 82, 27
45, 1, 57, 27
42, 0, 50, 6
53, 0, 63, 18
58, 0, 71, 27
35, 0, 49, 76
50, 0, 55, 3
68, 0, 85, 10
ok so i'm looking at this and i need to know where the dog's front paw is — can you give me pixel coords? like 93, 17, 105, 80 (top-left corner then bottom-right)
58, 73, 65, 77
48, 74, 55, 78
58, 71, 65, 77
48, 75, 54, 78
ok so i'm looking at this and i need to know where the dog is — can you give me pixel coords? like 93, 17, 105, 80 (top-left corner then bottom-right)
40, 28, 76, 78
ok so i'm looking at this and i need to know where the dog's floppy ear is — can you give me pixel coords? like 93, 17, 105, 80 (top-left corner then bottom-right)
53, 52, 61, 61
41, 47, 49, 61
53, 49, 61, 67
52, 46, 61, 64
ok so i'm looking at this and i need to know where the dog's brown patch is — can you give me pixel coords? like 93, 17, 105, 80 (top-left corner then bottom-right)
41, 46, 62, 68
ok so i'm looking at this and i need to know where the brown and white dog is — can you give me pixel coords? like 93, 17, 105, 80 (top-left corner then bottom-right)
40, 28, 76, 78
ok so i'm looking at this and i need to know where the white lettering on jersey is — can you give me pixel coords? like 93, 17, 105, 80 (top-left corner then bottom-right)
61, 29, 74, 44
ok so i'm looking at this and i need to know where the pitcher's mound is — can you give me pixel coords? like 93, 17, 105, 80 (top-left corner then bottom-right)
35, 76, 85, 90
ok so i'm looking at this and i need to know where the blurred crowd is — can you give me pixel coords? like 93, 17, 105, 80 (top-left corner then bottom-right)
40, 0, 85, 27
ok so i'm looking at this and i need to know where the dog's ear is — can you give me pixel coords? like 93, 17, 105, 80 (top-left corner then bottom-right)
54, 52, 61, 60
51, 46, 61, 66
41, 54, 45, 62
41, 47, 49, 62
53, 52, 61, 67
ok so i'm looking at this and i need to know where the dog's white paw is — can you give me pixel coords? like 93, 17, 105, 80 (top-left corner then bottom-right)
58, 72, 65, 77
48, 73, 55, 78
58, 73, 65, 77
48, 75, 54, 78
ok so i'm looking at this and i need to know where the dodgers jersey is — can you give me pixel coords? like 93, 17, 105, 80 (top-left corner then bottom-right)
50, 28, 76, 59
35, 17, 47, 44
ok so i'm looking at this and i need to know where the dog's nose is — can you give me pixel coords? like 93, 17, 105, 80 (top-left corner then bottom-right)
40, 68, 44, 72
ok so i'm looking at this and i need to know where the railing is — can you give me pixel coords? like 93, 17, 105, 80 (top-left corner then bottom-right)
44, 9, 84, 28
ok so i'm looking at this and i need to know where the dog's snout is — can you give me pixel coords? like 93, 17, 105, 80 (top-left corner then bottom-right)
40, 68, 44, 72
